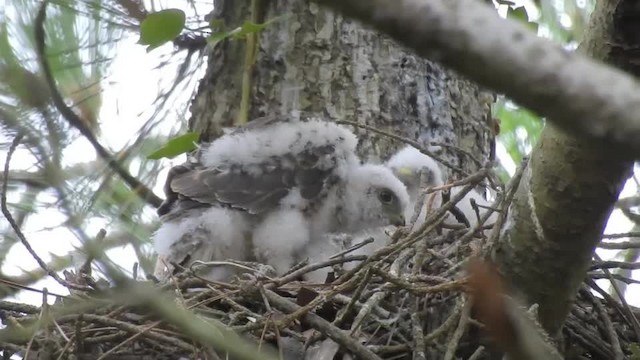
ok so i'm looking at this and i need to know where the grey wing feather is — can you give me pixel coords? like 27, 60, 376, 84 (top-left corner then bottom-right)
157, 163, 198, 216
171, 166, 294, 213
169, 145, 338, 214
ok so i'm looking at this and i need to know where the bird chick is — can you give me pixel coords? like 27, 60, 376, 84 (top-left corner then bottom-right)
153, 206, 250, 281
153, 115, 410, 279
387, 145, 497, 233
252, 163, 409, 274
300, 145, 498, 282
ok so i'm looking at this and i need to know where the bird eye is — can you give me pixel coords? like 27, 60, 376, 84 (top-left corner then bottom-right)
378, 189, 394, 203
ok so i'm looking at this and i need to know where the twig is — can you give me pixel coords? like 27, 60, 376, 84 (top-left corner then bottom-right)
329, 237, 374, 259
373, 269, 466, 295
592, 294, 624, 360
263, 288, 382, 360
429, 141, 483, 169
598, 240, 640, 249
350, 249, 413, 337
41, 288, 53, 356
425, 169, 488, 194
602, 232, 640, 239
369, 301, 463, 354
0, 301, 40, 314
589, 272, 640, 285
76, 313, 195, 352
408, 170, 436, 230
590, 260, 640, 270
271, 255, 367, 287
592, 254, 640, 341
484, 156, 529, 249
564, 318, 614, 359
1, 134, 88, 292
259, 287, 285, 360
276, 274, 361, 328
34, 1, 162, 208
467, 346, 485, 360
410, 306, 426, 360
443, 298, 470, 360
333, 269, 373, 327
95, 320, 163, 360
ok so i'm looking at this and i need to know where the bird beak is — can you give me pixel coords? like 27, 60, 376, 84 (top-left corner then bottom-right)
397, 167, 414, 177
391, 213, 406, 227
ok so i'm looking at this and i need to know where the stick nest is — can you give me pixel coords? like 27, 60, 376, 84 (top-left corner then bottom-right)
1, 171, 638, 360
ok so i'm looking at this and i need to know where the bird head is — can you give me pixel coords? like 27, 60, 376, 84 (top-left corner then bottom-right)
343, 164, 410, 231
386, 146, 444, 200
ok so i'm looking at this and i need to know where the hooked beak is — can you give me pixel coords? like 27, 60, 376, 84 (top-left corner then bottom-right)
390, 213, 406, 227
397, 166, 414, 178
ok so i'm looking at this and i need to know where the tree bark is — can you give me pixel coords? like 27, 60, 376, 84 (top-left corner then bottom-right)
188, 0, 493, 173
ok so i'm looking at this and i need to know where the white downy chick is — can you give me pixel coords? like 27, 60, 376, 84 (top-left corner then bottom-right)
153, 206, 250, 281
155, 115, 410, 279
387, 145, 497, 233
299, 145, 498, 282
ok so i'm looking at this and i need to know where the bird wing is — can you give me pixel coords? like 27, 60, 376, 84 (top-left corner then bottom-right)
169, 146, 339, 214
163, 117, 358, 215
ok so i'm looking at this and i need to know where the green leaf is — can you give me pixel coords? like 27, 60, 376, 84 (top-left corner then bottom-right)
139, 9, 186, 51
496, 103, 544, 164
208, 30, 233, 43
209, 18, 225, 30
507, 6, 529, 23
207, 15, 286, 44
630, 343, 640, 360
147, 132, 199, 160
232, 16, 285, 39
507, 6, 538, 33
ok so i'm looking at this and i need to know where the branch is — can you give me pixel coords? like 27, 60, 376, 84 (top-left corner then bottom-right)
1, 134, 89, 292
34, 1, 162, 208
312, 0, 640, 156
0, 222, 156, 298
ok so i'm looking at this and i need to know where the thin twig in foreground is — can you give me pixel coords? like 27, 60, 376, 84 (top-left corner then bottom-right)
34, 1, 162, 208
1, 134, 88, 292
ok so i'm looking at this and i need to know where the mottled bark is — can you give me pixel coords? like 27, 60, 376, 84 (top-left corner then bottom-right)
495, 0, 637, 335
494, 126, 631, 334
188, 0, 493, 176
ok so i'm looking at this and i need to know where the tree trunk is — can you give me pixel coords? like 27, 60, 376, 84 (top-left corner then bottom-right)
188, 0, 493, 357
189, 0, 493, 171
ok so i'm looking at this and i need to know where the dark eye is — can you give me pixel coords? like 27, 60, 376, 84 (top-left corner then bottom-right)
378, 189, 394, 203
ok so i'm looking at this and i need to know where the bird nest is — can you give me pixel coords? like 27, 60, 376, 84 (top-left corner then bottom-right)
0, 169, 637, 360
